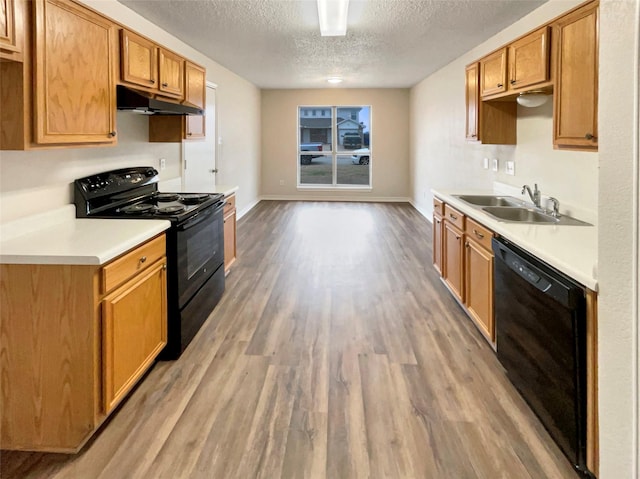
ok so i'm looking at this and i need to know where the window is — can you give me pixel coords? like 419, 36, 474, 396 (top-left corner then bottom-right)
298, 106, 371, 188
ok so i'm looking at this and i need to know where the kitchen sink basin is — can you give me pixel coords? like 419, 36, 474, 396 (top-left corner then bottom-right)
482, 206, 557, 223
454, 195, 524, 207
482, 206, 592, 226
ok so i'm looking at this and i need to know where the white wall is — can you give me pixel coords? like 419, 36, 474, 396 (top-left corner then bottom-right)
597, 1, 640, 478
0, 0, 261, 222
261, 89, 410, 201
410, 0, 596, 220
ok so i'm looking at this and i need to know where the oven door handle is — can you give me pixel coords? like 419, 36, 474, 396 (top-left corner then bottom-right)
178, 206, 217, 231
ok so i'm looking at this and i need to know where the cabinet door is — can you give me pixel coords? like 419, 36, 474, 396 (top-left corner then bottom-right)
480, 48, 507, 97
508, 26, 550, 90
224, 208, 236, 273
120, 29, 157, 89
465, 63, 479, 141
0, 0, 18, 54
102, 260, 167, 413
433, 212, 443, 275
553, 1, 598, 149
184, 61, 205, 109
443, 222, 464, 302
465, 239, 494, 341
34, 0, 116, 144
158, 48, 184, 98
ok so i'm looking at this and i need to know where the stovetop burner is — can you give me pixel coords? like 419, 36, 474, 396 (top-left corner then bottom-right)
157, 205, 187, 214
181, 193, 210, 204
121, 203, 155, 214
155, 193, 182, 202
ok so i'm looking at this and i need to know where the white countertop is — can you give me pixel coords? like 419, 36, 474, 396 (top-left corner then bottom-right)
432, 189, 598, 291
0, 205, 171, 266
212, 185, 239, 197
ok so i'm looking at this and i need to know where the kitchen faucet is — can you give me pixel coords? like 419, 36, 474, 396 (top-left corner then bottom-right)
521, 183, 541, 208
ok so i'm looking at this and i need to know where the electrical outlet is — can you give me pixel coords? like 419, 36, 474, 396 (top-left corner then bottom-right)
505, 161, 515, 176
483, 157, 489, 169
279, 179, 285, 186
492, 158, 499, 172
159, 158, 166, 170
218, 136, 223, 145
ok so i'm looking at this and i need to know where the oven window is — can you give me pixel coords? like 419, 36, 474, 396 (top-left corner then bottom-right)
187, 219, 219, 279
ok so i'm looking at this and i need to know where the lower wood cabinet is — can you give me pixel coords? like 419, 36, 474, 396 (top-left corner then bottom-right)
224, 193, 237, 274
0, 234, 167, 452
464, 218, 495, 342
102, 258, 167, 413
434, 200, 496, 344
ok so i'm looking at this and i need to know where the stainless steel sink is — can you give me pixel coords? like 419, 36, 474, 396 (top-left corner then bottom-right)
482, 206, 592, 226
482, 206, 558, 223
454, 195, 524, 207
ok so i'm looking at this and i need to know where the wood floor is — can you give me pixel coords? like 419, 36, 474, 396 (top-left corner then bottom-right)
1, 201, 577, 479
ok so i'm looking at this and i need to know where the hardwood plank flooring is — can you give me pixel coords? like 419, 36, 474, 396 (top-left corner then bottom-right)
1, 201, 577, 478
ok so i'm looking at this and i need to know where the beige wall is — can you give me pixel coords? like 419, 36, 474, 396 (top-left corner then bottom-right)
0, 0, 261, 222
261, 89, 410, 201
410, 0, 596, 220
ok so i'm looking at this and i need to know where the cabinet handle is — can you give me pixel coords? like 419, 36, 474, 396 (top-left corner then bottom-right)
585, 133, 596, 140
510, 79, 516, 85
449, 213, 458, 220
109, 131, 117, 137
473, 229, 484, 239
465, 241, 470, 247
497, 83, 503, 88
149, 79, 155, 84
162, 263, 167, 270
161, 82, 168, 87
139, 256, 147, 264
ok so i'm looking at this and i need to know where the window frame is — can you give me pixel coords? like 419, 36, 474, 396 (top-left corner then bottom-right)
297, 105, 372, 190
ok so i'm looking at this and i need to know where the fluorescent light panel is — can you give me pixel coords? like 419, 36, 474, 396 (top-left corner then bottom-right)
317, 0, 349, 36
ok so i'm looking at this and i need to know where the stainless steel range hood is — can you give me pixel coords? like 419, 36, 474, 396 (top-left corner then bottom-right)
116, 85, 203, 115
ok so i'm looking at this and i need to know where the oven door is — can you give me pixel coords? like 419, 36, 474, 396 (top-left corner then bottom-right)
175, 203, 224, 308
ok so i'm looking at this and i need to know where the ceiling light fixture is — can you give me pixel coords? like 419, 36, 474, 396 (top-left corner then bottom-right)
317, 0, 349, 36
327, 77, 343, 84
516, 90, 550, 108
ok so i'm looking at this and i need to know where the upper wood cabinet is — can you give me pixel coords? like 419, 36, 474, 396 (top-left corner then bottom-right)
34, 0, 117, 145
158, 47, 183, 98
120, 29, 157, 89
553, 0, 599, 150
0, 0, 22, 60
480, 48, 507, 98
508, 26, 551, 90
466, 61, 516, 145
184, 61, 206, 109
119, 29, 184, 100
465, 63, 479, 140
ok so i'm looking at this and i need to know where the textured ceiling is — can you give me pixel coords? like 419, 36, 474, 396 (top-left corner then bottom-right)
118, 0, 547, 89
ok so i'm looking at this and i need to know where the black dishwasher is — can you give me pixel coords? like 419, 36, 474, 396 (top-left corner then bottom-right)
492, 237, 594, 478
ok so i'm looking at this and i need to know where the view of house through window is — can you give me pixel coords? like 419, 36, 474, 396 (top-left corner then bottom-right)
298, 106, 371, 187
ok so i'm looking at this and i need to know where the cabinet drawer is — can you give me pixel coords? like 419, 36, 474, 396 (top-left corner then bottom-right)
102, 235, 166, 294
433, 197, 444, 215
224, 194, 236, 215
444, 205, 465, 230
465, 218, 494, 251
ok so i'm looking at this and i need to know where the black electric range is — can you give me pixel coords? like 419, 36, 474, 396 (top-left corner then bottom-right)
74, 167, 226, 359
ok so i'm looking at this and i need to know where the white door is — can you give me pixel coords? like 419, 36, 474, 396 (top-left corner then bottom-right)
183, 84, 217, 192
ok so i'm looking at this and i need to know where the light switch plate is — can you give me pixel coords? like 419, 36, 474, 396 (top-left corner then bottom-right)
506, 161, 515, 176
483, 157, 489, 169
492, 158, 499, 172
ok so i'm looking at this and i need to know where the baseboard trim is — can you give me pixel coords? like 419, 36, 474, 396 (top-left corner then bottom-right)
409, 200, 433, 223
260, 195, 411, 203
237, 198, 261, 220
